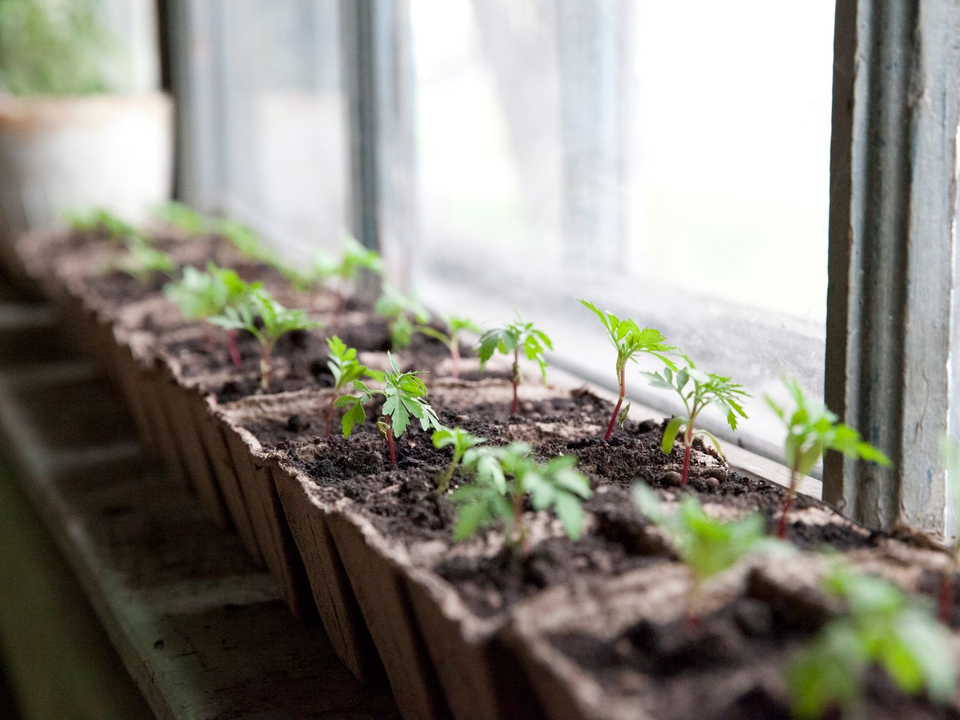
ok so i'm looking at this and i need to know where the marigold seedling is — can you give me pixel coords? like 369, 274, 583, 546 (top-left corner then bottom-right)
451, 443, 591, 554
579, 300, 675, 440
335, 353, 441, 465
153, 202, 211, 236
66, 207, 139, 242
477, 316, 553, 415
376, 285, 431, 351
115, 237, 176, 284
787, 564, 955, 719
416, 315, 481, 379
766, 378, 889, 539
210, 289, 320, 390
291, 234, 383, 307
215, 218, 282, 265
164, 264, 260, 368
432, 427, 486, 493
324, 336, 383, 438
633, 482, 790, 621
644, 353, 748, 486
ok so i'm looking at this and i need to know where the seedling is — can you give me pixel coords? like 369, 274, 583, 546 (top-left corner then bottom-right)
375, 285, 431, 351
633, 482, 790, 622
164, 264, 259, 368
644, 353, 749, 486
787, 564, 955, 719
215, 219, 281, 266
451, 442, 592, 554
416, 315, 481, 378
324, 336, 383, 438
432, 427, 486, 493
115, 237, 176, 284
210, 289, 320, 390
477, 317, 553, 415
66, 207, 138, 242
154, 202, 210, 235
335, 353, 441, 465
579, 300, 675, 440
766, 378, 889, 539
292, 234, 383, 306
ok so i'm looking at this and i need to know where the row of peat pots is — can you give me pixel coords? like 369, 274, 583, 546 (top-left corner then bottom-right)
14, 227, 960, 720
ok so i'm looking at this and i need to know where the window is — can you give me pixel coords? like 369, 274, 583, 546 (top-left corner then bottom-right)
177, 0, 346, 258
409, 0, 835, 461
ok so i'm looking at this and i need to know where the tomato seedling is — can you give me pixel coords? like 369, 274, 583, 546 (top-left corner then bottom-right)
375, 285, 431, 351
766, 378, 889, 538
115, 237, 176, 284
787, 564, 955, 719
579, 299, 674, 440
633, 482, 790, 623
416, 315, 481, 379
644, 353, 749, 486
164, 264, 261, 368
335, 353, 441, 465
210, 289, 320, 390
324, 335, 383, 438
451, 442, 591, 554
432, 426, 486, 493
477, 317, 553, 415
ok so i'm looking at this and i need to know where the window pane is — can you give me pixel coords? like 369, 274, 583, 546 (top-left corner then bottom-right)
215, 0, 345, 255
410, 0, 834, 461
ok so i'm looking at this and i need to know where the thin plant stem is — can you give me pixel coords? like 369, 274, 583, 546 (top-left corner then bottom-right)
325, 393, 336, 438
226, 329, 242, 368
681, 425, 694, 486
511, 347, 520, 415
604, 363, 626, 441
260, 343, 273, 390
450, 337, 461, 379
385, 423, 396, 466
777, 463, 800, 539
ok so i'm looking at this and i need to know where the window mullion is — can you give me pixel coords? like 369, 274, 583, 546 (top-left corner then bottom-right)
825, 0, 960, 535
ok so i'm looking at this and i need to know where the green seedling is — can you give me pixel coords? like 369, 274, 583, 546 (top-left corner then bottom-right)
579, 300, 675, 441
324, 336, 383, 438
164, 264, 259, 368
115, 237, 176, 284
766, 378, 889, 539
210, 289, 320, 390
451, 442, 592, 554
215, 218, 282, 266
432, 426, 486, 493
289, 234, 383, 307
633, 482, 790, 622
66, 207, 138, 242
477, 316, 553, 415
335, 353, 441, 465
154, 202, 211, 236
375, 286, 431, 351
787, 564, 955, 719
416, 315, 481, 379
644, 353, 749, 487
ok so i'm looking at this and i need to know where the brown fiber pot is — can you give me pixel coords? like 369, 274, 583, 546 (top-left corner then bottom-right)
219, 415, 315, 619
192, 392, 264, 566
402, 567, 543, 720
272, 458, 384, 683
326, 506, 451, 720
159, 369, 231, 529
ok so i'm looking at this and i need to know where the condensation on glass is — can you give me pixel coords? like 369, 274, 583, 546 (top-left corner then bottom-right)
409, 0, 835, 461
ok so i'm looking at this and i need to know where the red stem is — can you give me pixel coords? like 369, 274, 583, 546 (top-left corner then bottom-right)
227, 329, 242, 369
325, 394, 336, 438
604, 365, 626, 441
386, 424, 396, 466
777, 466, 800, 539
940, 567, 955, 624
511, 347, 520, 415
451, 339, 461, 379
680, 428, 693, 486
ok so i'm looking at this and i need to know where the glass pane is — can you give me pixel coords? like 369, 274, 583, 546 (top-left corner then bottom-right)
410, 0, 834, 461
215, 0, 345, 256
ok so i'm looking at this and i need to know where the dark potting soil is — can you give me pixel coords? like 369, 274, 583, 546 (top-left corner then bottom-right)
549, 595, 959, 720
268, 387, 877, 618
